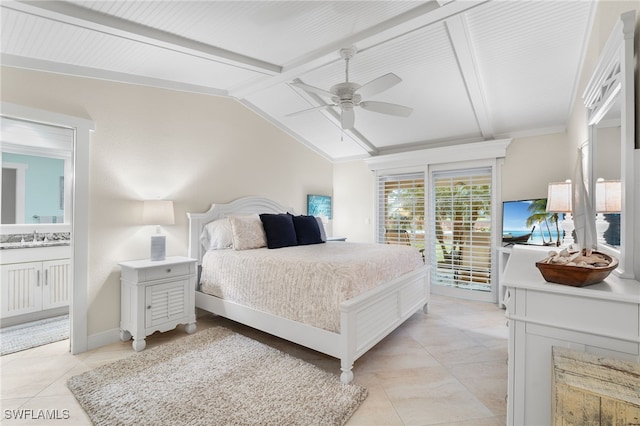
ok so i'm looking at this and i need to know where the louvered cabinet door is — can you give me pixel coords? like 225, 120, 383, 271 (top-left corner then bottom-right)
1, 261, 42, 317
42, 259, 70, 310
145, 279, 189, 329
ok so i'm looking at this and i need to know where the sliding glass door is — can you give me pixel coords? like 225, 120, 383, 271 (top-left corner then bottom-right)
376, 171, 425, 251
429, 166, 495, 302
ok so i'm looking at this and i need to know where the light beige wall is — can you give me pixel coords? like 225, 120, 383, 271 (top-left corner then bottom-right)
501, 132, 574, 201
0, 66, 333, 338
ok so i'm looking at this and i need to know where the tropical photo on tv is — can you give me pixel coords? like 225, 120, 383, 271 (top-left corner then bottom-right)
502, 199, 564, 246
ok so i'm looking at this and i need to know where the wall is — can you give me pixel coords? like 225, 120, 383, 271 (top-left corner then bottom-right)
501, 132, 574, 201
0, 66, 333, 341
2, 153, 65, 223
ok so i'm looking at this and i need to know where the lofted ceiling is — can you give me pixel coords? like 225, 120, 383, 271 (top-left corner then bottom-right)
1, 0, 596, 161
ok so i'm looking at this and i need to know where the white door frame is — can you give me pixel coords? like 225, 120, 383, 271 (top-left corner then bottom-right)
1, 102, 93, 354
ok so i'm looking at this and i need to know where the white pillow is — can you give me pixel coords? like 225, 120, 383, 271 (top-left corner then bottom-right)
228, 214, 267, 250
200, 218, 234, 250
315, 216, 327, 242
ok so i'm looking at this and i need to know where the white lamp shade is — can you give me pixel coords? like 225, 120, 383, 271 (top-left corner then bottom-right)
546, 181, 572, 213
595, 179, 621, 213
142, 200, 175, 225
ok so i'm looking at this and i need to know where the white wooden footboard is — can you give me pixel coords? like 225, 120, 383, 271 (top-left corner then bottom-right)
195, 264, 429, 384
339, 264, 430, 383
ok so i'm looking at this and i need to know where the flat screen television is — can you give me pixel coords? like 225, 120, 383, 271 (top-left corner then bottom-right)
502, 199, 564, 246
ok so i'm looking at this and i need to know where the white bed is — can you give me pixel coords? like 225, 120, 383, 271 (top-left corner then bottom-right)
188, 196, 430, 383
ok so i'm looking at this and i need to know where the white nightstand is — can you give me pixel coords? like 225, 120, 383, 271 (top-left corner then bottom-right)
119, 256, 197, 351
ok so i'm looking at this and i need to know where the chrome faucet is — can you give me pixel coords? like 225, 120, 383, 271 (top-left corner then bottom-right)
33, 230, 38, 242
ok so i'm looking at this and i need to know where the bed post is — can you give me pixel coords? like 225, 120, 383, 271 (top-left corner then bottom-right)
339, 309, 356, 384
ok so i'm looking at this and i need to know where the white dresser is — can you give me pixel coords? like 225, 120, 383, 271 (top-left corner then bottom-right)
119, 256, 197, 351
502, 245, 640, 426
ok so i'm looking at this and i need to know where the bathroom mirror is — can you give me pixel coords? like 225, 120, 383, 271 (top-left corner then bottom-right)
1, 116, 73, 227
583, 10, 635, 278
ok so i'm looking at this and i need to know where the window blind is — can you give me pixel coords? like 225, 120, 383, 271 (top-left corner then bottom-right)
376, 172, 425, 250
430, 167, 492, 291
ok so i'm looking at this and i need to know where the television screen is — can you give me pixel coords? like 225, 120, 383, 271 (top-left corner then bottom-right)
502, 199, 564, 246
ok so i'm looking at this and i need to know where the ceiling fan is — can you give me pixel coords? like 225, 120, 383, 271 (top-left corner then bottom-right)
287, 46, 413, 130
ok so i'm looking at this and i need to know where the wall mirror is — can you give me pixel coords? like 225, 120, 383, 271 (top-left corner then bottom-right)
1, 116, 73, 230
583, 10, 635, 278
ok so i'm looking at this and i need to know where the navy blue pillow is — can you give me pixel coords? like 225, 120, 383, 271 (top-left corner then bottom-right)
292, 215, 323, 245
259, 213, 298, 249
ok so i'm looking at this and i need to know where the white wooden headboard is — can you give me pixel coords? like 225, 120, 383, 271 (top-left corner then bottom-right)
187, 196, 293, 264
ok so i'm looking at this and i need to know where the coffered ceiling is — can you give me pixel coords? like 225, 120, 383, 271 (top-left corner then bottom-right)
1, 0, 596, 161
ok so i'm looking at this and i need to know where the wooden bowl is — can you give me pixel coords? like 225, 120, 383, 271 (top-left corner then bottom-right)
535, 251, 618, 287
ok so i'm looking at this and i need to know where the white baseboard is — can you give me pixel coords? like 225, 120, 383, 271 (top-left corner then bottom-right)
87, 327, 121, 351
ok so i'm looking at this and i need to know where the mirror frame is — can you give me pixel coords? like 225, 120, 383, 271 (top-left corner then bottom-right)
583, 10, 635, 278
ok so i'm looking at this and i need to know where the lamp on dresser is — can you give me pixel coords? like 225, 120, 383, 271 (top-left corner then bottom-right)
546, 180, 573, 247
142, 200, 175, 261
595, 178, 621, 246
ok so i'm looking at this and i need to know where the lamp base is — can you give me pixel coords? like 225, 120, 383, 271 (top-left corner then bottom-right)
150, 234, 166, 261
595, 213, 610, 246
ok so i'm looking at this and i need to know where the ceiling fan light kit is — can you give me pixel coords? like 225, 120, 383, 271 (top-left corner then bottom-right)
288, 46, 413, 130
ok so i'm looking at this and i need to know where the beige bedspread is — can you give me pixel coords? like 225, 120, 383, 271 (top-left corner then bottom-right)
200, 242, 423, 332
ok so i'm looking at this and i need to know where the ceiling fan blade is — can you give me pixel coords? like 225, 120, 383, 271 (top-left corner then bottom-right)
359, 101, 413, 117
357, 73, 402, 98
289, 81, 334, 98
341, 108, 355, 129
285, 104, 333, 117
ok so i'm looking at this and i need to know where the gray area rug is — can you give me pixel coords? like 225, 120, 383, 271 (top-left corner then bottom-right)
1, 314, 69, 356
68, 327, 367, 425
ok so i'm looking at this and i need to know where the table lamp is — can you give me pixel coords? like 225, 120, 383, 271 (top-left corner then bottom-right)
142, 200, 175, 261
546, 180, 573, 246
595, 178, 621, 246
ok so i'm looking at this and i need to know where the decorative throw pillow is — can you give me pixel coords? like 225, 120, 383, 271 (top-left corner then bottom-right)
315, 216, 327, 242
200, 218, 233, 250
228, 214, 267, 250
259, 213, 298, 249
293, 215, 323, 245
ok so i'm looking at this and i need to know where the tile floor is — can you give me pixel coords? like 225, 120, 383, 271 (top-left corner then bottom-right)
1, 294, 508, 425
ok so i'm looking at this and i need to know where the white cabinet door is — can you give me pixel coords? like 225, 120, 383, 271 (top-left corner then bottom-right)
42, 259, 70, 310
145, 279, 189, 330
1, 261, 42, 317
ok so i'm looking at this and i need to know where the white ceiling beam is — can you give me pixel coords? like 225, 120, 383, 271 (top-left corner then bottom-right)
230, 0, 489, 99
5, 0, 281, 76
445, 14, 494, 139
1, 53, 229, 97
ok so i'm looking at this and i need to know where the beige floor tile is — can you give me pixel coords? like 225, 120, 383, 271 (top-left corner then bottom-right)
347, 384, 404, 425
446, 359, 508, 416
1, 355, 79, 399
375, 366, 494, 425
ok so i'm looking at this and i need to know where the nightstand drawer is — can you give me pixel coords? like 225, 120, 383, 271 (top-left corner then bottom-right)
143, 263, 191, 281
